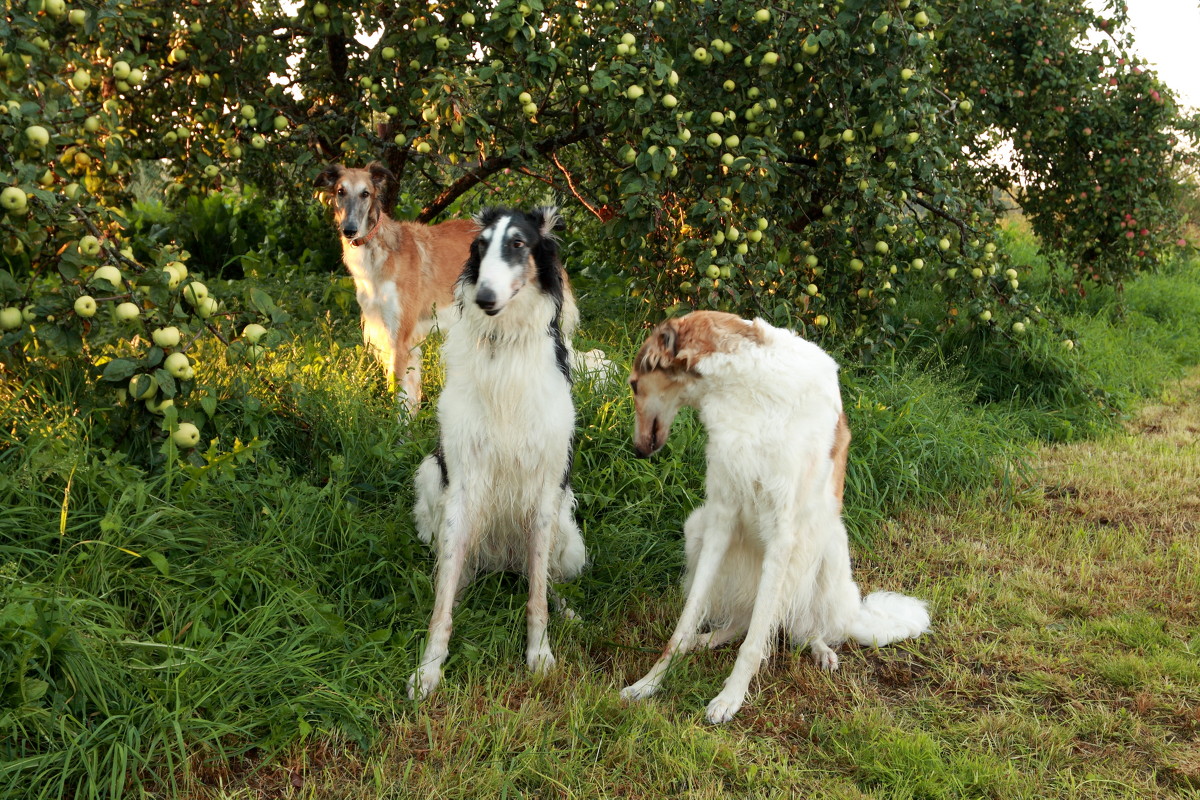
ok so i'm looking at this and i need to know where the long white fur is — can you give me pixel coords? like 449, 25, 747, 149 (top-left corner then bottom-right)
407, 212, 586, 701
621, 318, 930, 724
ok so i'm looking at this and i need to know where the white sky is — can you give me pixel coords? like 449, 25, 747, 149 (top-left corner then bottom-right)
1122, 0, 1200, 111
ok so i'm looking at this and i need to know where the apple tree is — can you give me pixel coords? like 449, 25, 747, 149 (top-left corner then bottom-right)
4, 0, 1197, 451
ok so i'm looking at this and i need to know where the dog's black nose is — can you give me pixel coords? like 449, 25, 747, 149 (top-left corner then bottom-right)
475, 286, 497, 313
342, 226, 358, 239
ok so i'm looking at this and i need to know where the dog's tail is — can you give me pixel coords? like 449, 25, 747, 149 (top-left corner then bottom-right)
844, 591, 930, 647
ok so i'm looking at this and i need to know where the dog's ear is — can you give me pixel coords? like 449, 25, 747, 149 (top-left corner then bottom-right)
367, 162, 395, 193
530, 205, 562, 239
314, 164, 342, 193
473, 207, 503, 230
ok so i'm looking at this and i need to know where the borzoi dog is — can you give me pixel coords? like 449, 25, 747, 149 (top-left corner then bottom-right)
621, 311, 930, 723
408, 206, 586, 700
314, 163, 476, 411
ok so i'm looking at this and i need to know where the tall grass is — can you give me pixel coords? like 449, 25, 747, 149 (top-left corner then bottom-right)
2, 231, 1199, 797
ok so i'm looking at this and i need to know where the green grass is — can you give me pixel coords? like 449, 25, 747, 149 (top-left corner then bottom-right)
2, 237, 1200, 797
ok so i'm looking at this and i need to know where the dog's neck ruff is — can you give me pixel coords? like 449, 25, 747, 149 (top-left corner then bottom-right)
348, 215, 383, 247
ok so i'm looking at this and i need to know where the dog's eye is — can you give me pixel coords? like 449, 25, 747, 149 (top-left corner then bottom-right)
511, 240, 525, 249
361, 190, 369, 198
629, 379, 639, 395
336, 187, 345, 196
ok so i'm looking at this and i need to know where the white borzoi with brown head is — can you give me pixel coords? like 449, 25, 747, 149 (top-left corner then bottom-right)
314, 163, 477, 411
621, 311, 930, 724
407, 206, 587, 701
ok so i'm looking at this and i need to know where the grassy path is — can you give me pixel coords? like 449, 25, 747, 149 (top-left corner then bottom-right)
207, 375, 1200, 799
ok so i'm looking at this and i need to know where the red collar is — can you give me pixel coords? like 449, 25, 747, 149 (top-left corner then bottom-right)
349, 216, 383, 247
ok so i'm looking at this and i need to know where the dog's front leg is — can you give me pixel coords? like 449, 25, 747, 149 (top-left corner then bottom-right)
525, 506, 555, 674
408, 494, 471, 700
621, 504, 733, 702
704, 527, 794, 724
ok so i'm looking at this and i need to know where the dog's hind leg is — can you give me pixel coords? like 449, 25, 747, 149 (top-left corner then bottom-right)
408, 491, 473, 701
622, 504, 734, 702
695, 622, 746, 650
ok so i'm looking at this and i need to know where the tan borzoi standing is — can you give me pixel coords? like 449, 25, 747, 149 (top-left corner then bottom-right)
314, 163, 476, 410
622, 311, 930, 724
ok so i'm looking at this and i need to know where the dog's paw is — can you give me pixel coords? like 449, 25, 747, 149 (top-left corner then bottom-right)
406, 666, 441, 701
527, 646, 557, 675
705, 690, 745, 724
810, 641, 840, 672
620, 676, 662, 702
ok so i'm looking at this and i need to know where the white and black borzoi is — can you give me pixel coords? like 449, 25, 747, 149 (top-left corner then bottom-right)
408, 206, 587, 700
621, 311, 930, 723
314, 163, 477, 411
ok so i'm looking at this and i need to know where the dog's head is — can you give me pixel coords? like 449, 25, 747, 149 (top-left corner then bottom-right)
462, 206, 563, 316
629, 311, 762, 457
314, 163, 394, 242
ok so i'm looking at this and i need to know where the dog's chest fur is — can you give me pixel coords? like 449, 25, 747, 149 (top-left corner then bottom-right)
341, 239, 402, 336
438, 287, 573, 505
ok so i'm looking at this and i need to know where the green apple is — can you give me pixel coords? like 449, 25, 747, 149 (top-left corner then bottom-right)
250, 134, 266, 149
706, 132, 722, 147
273, 115, 288, 131
164, 262, 187, 288
127, 67, 144, 85
112, 60, 131, 80
724, 134, 740, 149
74, 295, 98, 317
978, 309, 992, 322
195, 296, 219, 319
848, 258, 864, 272
806, 283, 819, 296
813, 314, 829, 327
164, 351, 190, 378
913, 10, 930, 27
900, 68, 914, 81
416, 141, 432, 154
69, 8, 87, 25
911, 258, 924, 270
245, 344, 264, 363
435, 36, 450, 51
761, 51, 779, 67
692, 46, 708, 62
83, 115, 102, 133
661, 94, 677, 109
626, 84, 644, 100
717, 197, 733, 212
240, 104, 256, 120
26, 125, 51, 148
394, 133, 408, 146
754, 8, 770, 23
152, 327, 181, 347
1012, 321, 1026, 334
172, 422, 201, 448
726, 226, 740, 242
183, 281, 208, 304
461, 12, 476, 26
841, 129, 855, 142
79, 235, 101, 256
705, 264, 721, 280
22, 305, 36, 323
381, 46, 396, 60
938, 237, 951, 251
242, 323, 267, 343
71, 68, 91, 91
312, 2, 328, 18
0, 307, 23, 330
115, 302, 141, 321
874, 240, 889, 254
971, 267, 984, 279
93, 265, 122, 284
203, 164, 220, 178
709, 111, 725, 125
129, 375, 157, 400
146, 397, 174, 415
